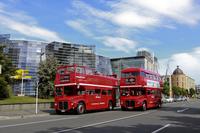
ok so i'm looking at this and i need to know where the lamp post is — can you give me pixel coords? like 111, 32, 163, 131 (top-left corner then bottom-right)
35, 80, 39, 114
0, 64, 2, 74
35, 49, 45, 114
21, 70, 24, 96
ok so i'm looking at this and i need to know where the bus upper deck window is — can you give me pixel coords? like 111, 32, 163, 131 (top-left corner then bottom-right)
67, 67, 75, 73
76, 67, 85, 74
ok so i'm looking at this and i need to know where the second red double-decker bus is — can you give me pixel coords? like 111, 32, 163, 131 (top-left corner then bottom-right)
120, 68, 163, 111
54, 64, 118, 114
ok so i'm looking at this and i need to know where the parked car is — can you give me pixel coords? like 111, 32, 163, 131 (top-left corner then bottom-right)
181, 96, 188, 101
161, 96, 167, 103
165, 97, 174, 103
174, 96, 182, 102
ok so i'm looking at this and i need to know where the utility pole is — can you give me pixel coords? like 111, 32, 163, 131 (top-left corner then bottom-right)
165, 60, 172, 98
35, 49, 44, 114
0, 64, 2, 74
20, 70, 24, 96
35, 80, 39, 114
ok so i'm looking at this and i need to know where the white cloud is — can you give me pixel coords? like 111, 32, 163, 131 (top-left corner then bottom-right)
113, 11, 159, 28
159, 47, 200, 84
130, 0, 200, 25
67, 0, 200, 54
65, 20, 93, 37
101, 36, 137, 53
0, 2, 63, 41
71, 0, 200, 29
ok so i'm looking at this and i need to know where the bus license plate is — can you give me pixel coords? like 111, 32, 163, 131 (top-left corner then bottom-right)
61, 110, 65, 112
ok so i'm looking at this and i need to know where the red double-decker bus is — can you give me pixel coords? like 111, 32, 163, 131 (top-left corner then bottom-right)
120, 68, 163, 111
54, 64, 118, 114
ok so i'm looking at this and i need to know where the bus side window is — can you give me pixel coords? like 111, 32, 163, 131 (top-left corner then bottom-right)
147, 90, 151, 95
78, 89, 85, 95
141, 89, 146, 95
108, 90, 112, 96
87, 90, 95, 95
95, 89, 101, 96
102, 90, 107, 95
76, 67, 85, 74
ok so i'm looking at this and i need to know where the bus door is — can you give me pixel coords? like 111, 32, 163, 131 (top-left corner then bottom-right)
146, 89, 156, 108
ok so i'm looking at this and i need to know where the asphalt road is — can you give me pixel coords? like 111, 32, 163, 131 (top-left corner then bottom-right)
0, 99, 200, 133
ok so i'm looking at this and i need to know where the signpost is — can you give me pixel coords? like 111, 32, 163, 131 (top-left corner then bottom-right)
0, 65, 2, 74
12, 69, 32, 96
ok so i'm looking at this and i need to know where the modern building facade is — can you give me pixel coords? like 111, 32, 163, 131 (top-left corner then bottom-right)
0, 34, 10, 45
2, 34, 47, 95
195, 85, 200, 94
46, 41, 96, 69
171, 66, 195, 91
96, 55, 112, 75
111, 50, 158, 78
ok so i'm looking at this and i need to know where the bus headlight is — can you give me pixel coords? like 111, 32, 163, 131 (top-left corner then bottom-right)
54, 103, 57, 106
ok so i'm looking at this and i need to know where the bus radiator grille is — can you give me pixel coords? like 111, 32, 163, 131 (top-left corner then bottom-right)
126, 100, 135, 107
59, 101, 68, 110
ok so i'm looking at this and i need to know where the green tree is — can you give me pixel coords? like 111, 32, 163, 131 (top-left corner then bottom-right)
163, 81, 170, 96
0, 45, 15, 99
172, 86, 182, 96
181, 88, 187, 96
37, 55, 58, 98
189, 88, 195, 97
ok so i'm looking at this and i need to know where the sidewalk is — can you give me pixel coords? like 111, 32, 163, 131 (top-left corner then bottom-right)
0, 109, 55, 120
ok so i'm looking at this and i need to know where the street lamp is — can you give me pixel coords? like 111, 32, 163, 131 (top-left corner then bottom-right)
35, 49, 45, 114
0, 64, 2, 74
35, 80, 39, 114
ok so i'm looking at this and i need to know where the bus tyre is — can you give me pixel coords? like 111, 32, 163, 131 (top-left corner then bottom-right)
108, 101, 113, 110
157, 102, 161, 108
142, 102, 147, 111
121, 106, 127, 111
77, 103, 85, 115
55, 110, 61, 115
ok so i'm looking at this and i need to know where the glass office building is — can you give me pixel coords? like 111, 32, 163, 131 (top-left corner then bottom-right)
46, 41, 96, 69
96, 55, 112, 75
111, 50, 158, 78
3, 38, 47, 95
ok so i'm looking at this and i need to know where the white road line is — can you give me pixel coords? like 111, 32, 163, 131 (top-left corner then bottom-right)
53, 111, 155, 133
152, 124, 171, 133
0, 117, 79, 129
177, 108, 189, 113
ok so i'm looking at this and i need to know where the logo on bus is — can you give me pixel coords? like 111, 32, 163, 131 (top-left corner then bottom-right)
126, 77, 136, 84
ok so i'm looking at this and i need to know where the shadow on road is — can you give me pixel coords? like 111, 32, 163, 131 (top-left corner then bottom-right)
34, 124, 162, 133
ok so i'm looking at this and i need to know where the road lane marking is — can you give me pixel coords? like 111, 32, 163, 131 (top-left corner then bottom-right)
53, 111, 156, 133
177, 108, 189, 113
152, 124, 171, 133
0, 117, 79, 129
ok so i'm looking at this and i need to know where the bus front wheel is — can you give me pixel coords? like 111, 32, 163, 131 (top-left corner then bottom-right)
77, 102, 85, 115
108, 101, 113, 110
142, 102, 147, 111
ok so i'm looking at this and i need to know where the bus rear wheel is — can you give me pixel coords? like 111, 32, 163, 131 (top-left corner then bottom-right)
157, 102, 161, 108
108, 101, 113, 110
142, 102, 147, 111
55, 110, 62, 115
77, 103, 85, 115
121, 106, 127, 111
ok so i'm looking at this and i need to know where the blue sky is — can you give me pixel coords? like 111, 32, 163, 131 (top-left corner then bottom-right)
0, 0, 200, 83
